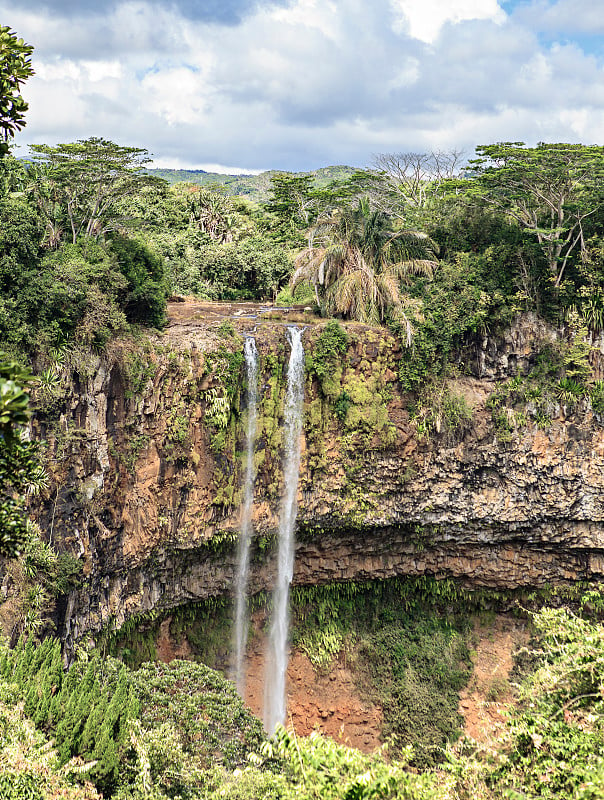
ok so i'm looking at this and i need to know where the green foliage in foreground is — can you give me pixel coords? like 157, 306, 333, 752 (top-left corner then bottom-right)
0, 638, 263, 797
0, 680, 101, 799
4, 599, 604, 799
0, 628, 446, 799
208, 727, 443, 800
487, 605, 604, 799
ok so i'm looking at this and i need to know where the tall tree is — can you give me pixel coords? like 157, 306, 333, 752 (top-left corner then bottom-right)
292, 197, 437, 328
371, 149, 466, 219
187, 186, 234, 243
0, 26, 34, 156
265, 172, 316, 229
27, 137, 165, 245
465, 142, 604, 287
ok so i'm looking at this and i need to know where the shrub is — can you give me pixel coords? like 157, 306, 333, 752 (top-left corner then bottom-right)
590, 381, 604, 415
489, 606, 604, 799
109, 235, 168, 328
307, 320, 349, 384
411, 381, 473, 444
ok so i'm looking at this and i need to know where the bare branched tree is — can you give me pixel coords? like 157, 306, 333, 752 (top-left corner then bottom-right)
369, 149, 466, 219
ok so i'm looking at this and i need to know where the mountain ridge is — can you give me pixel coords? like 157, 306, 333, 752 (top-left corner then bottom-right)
145, 164, 359, 201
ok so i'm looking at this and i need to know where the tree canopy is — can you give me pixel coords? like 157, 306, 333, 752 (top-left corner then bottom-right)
465, 142, 604, 287
27, 137, 165, 245
0, 26, 34, 156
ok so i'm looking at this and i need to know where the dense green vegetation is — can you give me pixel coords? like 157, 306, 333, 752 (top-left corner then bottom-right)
290, 580, 473, 767
146, 164, 358, 202
1, 24, 604, 375
0, 636, 264, 797
4, 596, 604, 798
3, 135, 604, 386
4, 25, 604, 800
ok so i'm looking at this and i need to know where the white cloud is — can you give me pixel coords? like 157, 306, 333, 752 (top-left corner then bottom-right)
34, 59, 123, 85
5, 0, 604, 170
34, 60, 82, 82
390, 0, 506, 43
141, 67, 211, 125
272, 0, 341, 41
82, 61, 123, 82
513, 0, 604, 35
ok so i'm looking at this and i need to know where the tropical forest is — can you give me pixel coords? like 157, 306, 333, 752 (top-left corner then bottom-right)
3, 23, 604, 800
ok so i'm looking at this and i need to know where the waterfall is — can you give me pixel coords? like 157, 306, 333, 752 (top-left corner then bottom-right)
264, 326, 305, 733
232, 335, 259, 696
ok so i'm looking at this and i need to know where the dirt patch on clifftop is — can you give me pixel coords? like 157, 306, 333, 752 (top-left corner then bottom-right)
162, 298, 320, 351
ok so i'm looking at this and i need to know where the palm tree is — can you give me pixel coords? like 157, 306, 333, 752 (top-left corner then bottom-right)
188, 187, 234, 243
291, 198, 437, 333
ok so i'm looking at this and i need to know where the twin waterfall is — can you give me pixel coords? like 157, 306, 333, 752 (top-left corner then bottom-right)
232, 336, 259, 696
231, 327, 305, 733
264, 327, 305, 733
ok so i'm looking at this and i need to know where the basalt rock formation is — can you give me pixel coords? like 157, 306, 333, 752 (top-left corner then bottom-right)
14, 305, 604, 651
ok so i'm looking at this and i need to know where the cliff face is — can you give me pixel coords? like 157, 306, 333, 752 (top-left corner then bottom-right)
22, 304, 604, 649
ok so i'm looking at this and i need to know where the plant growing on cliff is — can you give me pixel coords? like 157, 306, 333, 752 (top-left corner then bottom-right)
297, 622, 348, 672
562, 309, 592, 380
122, 345, 156, 399
0, 355, 46, 557
202, 342, 244, 457
590, 381, 604, 415
556, 376, 585, 407
306, 320, 349, 405
290, 579, 472, 767
411, 380, 473, 444
308, 320, 349, 382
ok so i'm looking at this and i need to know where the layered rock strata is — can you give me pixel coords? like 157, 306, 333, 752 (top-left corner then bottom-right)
19, 307, 604, 649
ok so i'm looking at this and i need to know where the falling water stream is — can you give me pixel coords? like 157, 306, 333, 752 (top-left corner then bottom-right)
264, 326, 305, 733
232, 336, 259, 696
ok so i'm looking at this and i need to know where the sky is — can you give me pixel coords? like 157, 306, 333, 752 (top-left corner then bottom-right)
2, 0, 604, 173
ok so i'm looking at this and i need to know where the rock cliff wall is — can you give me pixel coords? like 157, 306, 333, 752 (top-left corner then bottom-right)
20, 305, 604, 649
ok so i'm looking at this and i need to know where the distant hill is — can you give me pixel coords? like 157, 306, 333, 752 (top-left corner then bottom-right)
146, 165, 359, 203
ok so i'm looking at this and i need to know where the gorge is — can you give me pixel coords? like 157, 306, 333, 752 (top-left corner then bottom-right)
3, 298, 604, 797
12, 301, 603, 665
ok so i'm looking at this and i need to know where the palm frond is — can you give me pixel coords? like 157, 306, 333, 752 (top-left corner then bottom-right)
387, 258, 437, 281
294, 195, 437, 333
375, 272, 401, 311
